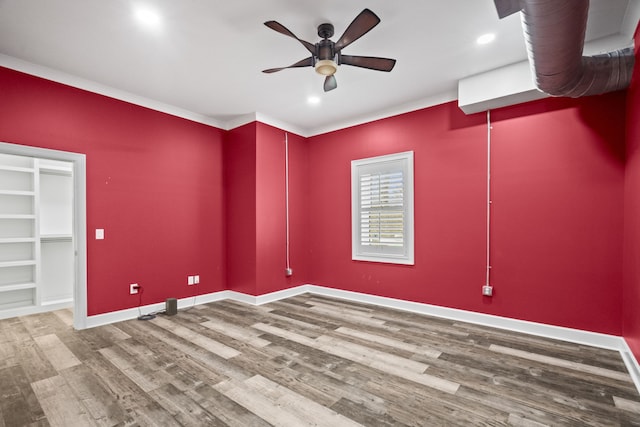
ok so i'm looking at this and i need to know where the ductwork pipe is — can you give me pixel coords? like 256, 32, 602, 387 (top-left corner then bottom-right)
494, 0, 635, 97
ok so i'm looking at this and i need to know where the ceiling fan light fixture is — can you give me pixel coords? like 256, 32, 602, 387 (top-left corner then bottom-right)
315, 59, 338, 76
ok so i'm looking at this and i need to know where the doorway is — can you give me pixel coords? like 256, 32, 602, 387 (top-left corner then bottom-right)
0, 142, 87, 329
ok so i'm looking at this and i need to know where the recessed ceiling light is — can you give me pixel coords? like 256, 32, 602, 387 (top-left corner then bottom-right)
477, 33, 496, 45
134, 4, 162, 29
307, 96, 321, 105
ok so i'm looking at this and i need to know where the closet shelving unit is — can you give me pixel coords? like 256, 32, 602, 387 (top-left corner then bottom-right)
0, 153, 73, 315
0, 153, 39, 310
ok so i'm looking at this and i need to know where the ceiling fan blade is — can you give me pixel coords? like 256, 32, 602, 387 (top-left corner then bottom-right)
334, 9, 380, 51
262, 57, 314, 74
340, 55, 396, 72
324, 75, 337, 92
264, 21, 316, 55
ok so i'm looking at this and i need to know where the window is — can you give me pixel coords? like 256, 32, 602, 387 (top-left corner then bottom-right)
352, 151, 414, 265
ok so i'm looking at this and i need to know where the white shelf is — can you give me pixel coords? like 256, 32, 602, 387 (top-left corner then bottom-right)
0, 154, 39, 316
1, 155, 74, 318
0, 282, 36, 293
0, 190, 35, 196
41, 234, 72, 242
0, 214, 35, 219
0, 260, 36, 268
40, 165, 72, 176
0, 238, 36, 244
0, 166, 34, 173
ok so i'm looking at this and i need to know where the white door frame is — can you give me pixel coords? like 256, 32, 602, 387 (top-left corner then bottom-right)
0, 142, 88, 329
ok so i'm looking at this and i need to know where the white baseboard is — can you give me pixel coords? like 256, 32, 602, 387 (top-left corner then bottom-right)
250, 286, 311, 305
305, 285, 623, 349
621, 340, 640, 395
302, 285, 640, 395
81, 283, 640, 394
0, 300, 73, 320
84, 291, 234, 328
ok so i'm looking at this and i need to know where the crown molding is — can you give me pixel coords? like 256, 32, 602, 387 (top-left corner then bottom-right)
0, 54, 225, 129
1, 53, 455, 138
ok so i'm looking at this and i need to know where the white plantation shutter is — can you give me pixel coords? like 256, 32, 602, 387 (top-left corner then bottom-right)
352, 152, 414, 264
360, 171, 404, 249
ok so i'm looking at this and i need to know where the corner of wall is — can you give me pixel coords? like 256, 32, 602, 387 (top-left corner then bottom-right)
622, 18, 640, 368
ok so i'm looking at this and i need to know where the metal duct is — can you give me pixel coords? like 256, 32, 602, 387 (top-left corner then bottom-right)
494, 0, 635, 97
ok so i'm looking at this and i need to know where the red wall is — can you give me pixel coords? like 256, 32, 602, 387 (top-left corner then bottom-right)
224, 122, 309, 295
0, 59, 633, 342
255, 123, 309, 295
623, 26, 640, 363
307, 104, 488, 307
0, 67, 226, 315
491, 95, 625, 333
308, 96, 626, 335
224, 123, 258, 295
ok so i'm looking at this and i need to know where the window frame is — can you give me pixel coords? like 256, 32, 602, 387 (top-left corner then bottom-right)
351, 151, 414, 265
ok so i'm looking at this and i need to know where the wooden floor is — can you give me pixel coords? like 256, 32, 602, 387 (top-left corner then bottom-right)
1, 295, 640, 426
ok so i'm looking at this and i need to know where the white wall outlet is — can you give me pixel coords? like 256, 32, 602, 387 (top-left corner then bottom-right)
482, 285, 493, 296
194, 275, 200, 284
285, 268, 293, 276
188, 276, 195, 285
96, 229, 104, 240
130, 283, 139, 294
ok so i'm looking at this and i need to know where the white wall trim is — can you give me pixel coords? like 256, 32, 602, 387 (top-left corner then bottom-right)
221, 95, 460, 137
84, 287, 312, 328
222, 113, 258, 132
0, 300, 72, 320
222, 112, 308, 138
84, 290, 234, 328
0, 54, 225, 130
621, 339, 640, 395
305, 285, 624, 350
71, 283, 640, 394
254, 286, 311, 305
1, 53, 454, 138
303, 285, 640, 394
305, 90, 458, 137
253, 113, 308, 138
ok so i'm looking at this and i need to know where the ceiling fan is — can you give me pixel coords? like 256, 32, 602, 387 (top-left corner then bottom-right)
262, 8, 396, 92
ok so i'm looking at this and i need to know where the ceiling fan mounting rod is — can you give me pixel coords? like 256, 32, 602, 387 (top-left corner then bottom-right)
317, 23, 334, 39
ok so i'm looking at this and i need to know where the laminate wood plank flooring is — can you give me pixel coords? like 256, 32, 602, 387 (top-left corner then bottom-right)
1, 294, 639, 426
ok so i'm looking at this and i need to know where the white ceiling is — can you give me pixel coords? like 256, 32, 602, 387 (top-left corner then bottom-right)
0, 0, 637, 136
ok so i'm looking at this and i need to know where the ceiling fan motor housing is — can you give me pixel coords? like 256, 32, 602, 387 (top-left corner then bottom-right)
316, 39, 335, 61
317, 23, 334, 39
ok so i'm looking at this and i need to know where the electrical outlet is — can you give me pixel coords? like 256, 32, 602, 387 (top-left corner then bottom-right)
188, 276, 195, 285
482, 285, 493, 296
130, 283, 139, 294
194, 275, 200, 284
285, 268, 293, 276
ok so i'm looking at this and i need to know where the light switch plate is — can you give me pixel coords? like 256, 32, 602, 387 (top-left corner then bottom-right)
96, 229, 105, 240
